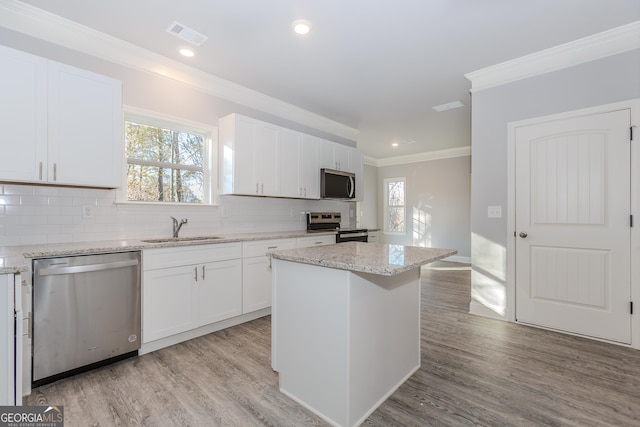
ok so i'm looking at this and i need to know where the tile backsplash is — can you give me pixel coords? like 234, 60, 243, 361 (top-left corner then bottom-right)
0, 183, 354, 247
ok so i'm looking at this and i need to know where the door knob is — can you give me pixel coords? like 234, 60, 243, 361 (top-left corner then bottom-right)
519, 232, 528, 238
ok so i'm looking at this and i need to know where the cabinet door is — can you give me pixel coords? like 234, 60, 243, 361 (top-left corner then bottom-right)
279, 128, 301, 198
242, 255, 272, 313
142, 266, 197, 343
230, 115, 259, 195
198, 259, 242, 325
318, 139, 335, 170
48, 61, 122, 188
334, 144, 350, 171
300, 135, 319, 199
0, 45, 47, 183
255, 123, 279, 196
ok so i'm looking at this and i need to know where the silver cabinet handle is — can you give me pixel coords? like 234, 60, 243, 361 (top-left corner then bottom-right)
25, 312, 32, 339
39, 162, 43, 180
53, 163, 57, 181
304, 188, 307, 197
256, 183, 259, 194
267, 246, 278, 249
261, 183, 264, 194
202, 265, 205, 280
194, 266, 198, 281
519, 232, 528, 238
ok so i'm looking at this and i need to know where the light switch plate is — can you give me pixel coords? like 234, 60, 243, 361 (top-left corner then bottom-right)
488, 206, 502, 218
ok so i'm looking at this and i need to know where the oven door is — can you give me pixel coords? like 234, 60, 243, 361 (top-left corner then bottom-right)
336, 231, 368, 243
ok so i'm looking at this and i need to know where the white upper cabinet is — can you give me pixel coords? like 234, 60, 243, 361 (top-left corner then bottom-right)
319, 139, 360, 173
48, 61, 122, 188
220, 114, 279, 196
300, 134, 320, 199
0, 45, 122, 188
0, 46, 48, 183
220, 113, 360, 200
278, 128, 302, 198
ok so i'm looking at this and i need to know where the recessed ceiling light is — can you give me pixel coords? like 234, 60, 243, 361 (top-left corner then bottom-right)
432, 100, 464, 112
179, 47, 195, 57
392, 142, 399, 147
292, 19, 312, 35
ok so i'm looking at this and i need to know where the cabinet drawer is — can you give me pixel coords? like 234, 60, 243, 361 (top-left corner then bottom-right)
242, 239, 296, 258
143, 243, 242, 270
296, 235, 336, 248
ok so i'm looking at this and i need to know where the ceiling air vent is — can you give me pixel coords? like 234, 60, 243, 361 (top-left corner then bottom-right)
166, 21, 208, 46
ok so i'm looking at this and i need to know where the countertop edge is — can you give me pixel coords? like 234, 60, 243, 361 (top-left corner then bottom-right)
0, 230, 338, 274
269, 244, 457, 276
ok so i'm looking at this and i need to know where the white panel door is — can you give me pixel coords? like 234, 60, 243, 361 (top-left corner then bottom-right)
515, 109, 631, 343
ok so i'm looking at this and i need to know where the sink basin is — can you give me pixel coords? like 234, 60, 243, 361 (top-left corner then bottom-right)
142, 236, 222, 243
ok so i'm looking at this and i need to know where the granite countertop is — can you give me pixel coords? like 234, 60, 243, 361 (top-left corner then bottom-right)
268, 242, 456, 276
0, 230, 337, 275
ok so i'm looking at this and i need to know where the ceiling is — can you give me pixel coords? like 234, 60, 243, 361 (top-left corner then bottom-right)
15, 0, 640, 159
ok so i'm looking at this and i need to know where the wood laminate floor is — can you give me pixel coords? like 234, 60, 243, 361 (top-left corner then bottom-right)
26, 262, 640, 426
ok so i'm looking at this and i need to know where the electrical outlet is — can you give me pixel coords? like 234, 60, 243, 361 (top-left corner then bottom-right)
82, 205, 95, 219
487, 206, 502, 219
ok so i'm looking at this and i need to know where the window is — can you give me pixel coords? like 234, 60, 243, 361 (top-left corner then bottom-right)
124, 111, 213, 204
384, 177, 406, 234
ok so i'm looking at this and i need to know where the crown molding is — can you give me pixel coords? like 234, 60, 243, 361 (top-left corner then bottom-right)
365, 146, 471, 167
465, 21, 640, 92
0, 0, 359, 141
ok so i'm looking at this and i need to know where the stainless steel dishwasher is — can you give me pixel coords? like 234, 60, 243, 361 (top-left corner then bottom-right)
32, 251, 141, 386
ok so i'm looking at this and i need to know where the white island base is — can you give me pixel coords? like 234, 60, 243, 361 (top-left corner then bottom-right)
271, 259, 421, 427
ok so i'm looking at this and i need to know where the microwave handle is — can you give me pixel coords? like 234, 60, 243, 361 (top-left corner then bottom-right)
348, 176, 355, 198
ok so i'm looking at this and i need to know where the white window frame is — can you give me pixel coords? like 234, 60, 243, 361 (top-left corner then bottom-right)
383, 177, 406, 235
117, 106, 218, 206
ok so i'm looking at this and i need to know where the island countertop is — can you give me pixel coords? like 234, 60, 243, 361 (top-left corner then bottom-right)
268, 242, 456, 276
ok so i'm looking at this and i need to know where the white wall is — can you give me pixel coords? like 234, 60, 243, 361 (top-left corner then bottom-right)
470, 48, 640, 320
376, 156, 471, 260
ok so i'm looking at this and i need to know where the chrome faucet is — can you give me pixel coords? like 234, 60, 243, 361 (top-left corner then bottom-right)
171, 216, 188, 238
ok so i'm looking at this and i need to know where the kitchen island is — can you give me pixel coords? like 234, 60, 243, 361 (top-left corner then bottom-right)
269, 242, 456, 427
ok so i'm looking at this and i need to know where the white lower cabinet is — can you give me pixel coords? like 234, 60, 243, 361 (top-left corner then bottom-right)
142, 243, 242, 343
242, 239, 296, 314
368, 231, 380, 243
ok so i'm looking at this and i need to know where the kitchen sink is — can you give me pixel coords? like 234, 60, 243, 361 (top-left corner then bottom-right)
141, 236, 222, 243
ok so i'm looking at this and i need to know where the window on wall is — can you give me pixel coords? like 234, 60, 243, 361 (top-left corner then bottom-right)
384, 177, 406, 234
124, 111, 213, 204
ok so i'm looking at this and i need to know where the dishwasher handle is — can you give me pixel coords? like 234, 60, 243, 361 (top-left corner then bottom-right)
38, 259, 139, 276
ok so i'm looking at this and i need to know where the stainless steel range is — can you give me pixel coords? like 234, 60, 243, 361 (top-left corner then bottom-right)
307, 212, 369, 243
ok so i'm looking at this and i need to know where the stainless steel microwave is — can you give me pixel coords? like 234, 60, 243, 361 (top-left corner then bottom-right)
320, 168, 355, 199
